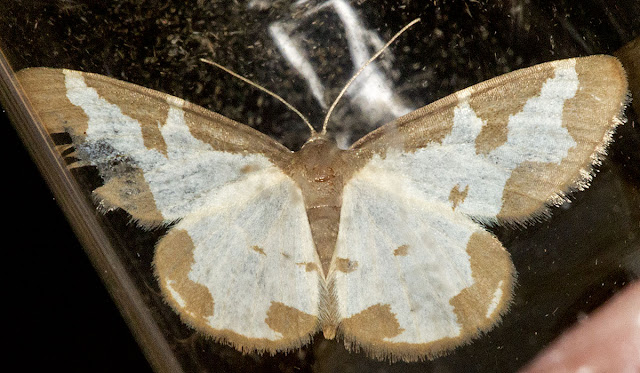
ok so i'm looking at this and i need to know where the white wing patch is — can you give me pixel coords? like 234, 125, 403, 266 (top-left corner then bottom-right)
486, 282, 504, 318
371, 60, 579, 220
334, 168, 477, 343
166, 279, 188, 308
64, 69, 274, 221
175, 167, 321, 340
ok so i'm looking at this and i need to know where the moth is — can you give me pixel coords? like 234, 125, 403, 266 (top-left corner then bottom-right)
17, 51, 628, 361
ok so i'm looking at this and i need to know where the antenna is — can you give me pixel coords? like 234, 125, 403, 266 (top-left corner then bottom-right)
320, 18, 421, 135
200, 58, 317, 136
202, 18, 420, 139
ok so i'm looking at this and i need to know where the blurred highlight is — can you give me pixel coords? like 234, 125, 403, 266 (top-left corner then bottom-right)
520, 282, 640, 373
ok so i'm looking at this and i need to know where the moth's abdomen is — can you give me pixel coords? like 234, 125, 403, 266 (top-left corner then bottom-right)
306, 205, 341, 275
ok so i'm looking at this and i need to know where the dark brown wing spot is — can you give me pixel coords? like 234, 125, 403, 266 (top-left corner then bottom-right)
241, 164, 261, 174
394, 244, 409, 256
448, 184, 469, 210
335, 258, 358, 273
252, 245, 266, 256
296, 262, 319, 272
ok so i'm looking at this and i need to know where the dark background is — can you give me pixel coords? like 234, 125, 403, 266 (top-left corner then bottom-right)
4, 110, 152, 370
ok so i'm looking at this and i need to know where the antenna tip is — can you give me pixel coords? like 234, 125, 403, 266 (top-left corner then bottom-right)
408, 18, 421, 27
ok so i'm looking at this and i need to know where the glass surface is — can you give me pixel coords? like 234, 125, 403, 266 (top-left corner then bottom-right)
1, 1, 639, 372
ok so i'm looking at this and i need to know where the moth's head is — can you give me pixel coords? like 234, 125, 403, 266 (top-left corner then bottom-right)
301, 133, 333, 148
289, 134, 348, 185
298, 133, 345, 160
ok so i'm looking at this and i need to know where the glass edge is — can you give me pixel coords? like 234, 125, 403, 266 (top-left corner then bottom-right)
0, 48, 179, 373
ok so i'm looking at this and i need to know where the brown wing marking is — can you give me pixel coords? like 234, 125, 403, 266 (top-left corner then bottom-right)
499, 57, 628, 219
17, 68, 294, 227
350, 56, 628, 222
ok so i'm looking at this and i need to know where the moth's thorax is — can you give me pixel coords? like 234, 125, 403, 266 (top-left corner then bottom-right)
288, 136, 358, 276
293, 137, 348, 195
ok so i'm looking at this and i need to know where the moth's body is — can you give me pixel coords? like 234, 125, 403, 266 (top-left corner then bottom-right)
17, 54, 628, 361
288, 136, 360, 276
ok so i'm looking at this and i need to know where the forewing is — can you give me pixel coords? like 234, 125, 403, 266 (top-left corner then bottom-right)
332, 166, 514, 361
18, 68, 321, 352
351, 56, 628, 222
17, 67, 292, 226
